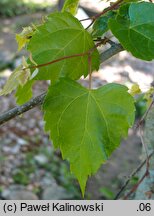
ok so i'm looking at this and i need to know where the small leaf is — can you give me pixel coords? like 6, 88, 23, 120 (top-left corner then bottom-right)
62, 0, 80, 15
144, 87, 154, 106
43, 78, 135, 195
18, 57, 31, 86
0, 66, 22, 96
16, 26, 35, 51
15, 80, 34, 105
16, 35, 29, 51
28, 12, 100, 82
129, 83, 141, 96
92, 11, 116, 38
0, 57, 30, 96
109, 2, 154, 61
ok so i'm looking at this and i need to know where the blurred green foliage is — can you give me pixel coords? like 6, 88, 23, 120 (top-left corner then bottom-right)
0, 0, 50, 17
12, 169, 30, 185
135, 94, 147, 119
0, 186, 3, 193
36, 146, 82, 199
99, 187, 114, 199
130, 176, 139, 185
12, 144, 82, 199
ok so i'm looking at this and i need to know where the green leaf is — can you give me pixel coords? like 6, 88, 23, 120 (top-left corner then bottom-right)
18, 57, 31, 86
62, 0, 80, 15
108, 2, 154, 61
43, 78, 135, 195
92, 11, 116, 38
28, 12, 100, 82
124, 0, 140, 2
16, 26, 35, 51
0, 57, 30, 96
0, 66, 22, 96
15, 80, 34, 105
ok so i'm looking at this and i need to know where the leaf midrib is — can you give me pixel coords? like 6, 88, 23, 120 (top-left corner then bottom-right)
57, 92, 87, 137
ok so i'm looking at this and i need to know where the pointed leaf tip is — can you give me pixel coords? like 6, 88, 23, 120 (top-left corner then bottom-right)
43, 78, 135, 194
62, 0, 80, 15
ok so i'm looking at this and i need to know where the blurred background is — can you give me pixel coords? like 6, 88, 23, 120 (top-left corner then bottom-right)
0, 0, 154, 200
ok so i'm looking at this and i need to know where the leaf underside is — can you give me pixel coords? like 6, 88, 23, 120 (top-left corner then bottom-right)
109, 2, 154, 61
43, 78, 135, 195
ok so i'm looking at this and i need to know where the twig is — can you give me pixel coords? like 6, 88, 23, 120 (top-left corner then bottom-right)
139, 125, 149, 166
94, 0, 123, 19
114, 151, 154, 200
100, 43, 124, 62
122, 117, 151, 200
0, 43, 124, 125
121, 96, 154, 200
123, 127, 151, 200
135, 99, 154, 130
123, 168, 150, 200
80, 0, 123, 29
0, 93, 46, 125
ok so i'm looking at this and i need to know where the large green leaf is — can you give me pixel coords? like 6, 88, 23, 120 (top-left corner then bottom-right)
109, 2, 154, 61
43, 78, 135, 195
62, 0, 80, 15
28, 12, 99, 82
